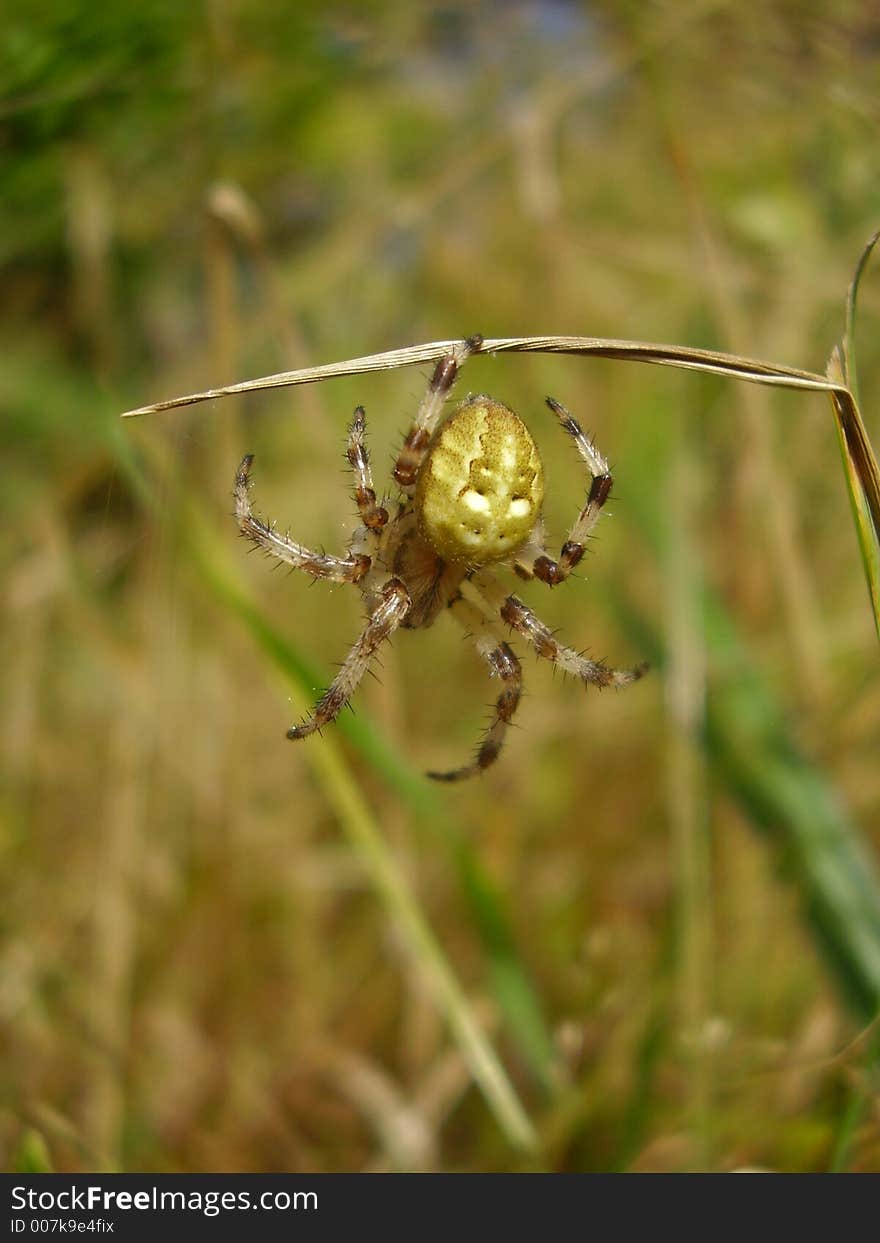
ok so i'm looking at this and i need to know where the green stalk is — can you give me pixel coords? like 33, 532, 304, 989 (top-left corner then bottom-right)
186, 505, 539, 1149
110, 428, 543, 1148
829, 228, 880, 640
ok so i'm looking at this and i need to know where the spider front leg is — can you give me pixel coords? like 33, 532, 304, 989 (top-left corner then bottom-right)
427, 595, 522, 782
235, 455, 370, 582
347, 406, 388, 532
392, 334, 483, 490
288, 578, 411, 739
516, 397, 614, 587
475, 572, 647, 688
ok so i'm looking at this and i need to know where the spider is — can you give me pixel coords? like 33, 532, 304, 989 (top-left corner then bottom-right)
234, 334, 646, 781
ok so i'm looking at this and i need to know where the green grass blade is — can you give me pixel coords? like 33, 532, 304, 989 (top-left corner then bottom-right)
105, 425, 549, 1144
109, 417, 557, 1092
843, 228, 880, 409
12, 1130, 55, 1174
616, 357, 880, 1022
827, 356, 880, 640
186, 502, 539, 1149
700, 593, 880, 1018
829, 229, 880, 640
190, 520, 558, 1090
619, 593, 880, 1020
827, 1025, 880, 1172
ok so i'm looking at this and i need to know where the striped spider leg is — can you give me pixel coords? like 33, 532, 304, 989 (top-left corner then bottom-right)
286, 577, 411, 739
233, 338, 645, 778
427, 593, 523, 782
514, 397, 614, 587
234, 454, 371, 584
347, 405, 389, 533
235, 415, 408, 740
474, 571, 647, 690
392, 333, 484, 490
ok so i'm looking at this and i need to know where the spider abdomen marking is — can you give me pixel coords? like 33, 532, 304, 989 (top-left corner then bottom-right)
414, 396, 544, 565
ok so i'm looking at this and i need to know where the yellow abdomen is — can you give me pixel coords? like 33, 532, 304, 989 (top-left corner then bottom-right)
415, 396, 544, 565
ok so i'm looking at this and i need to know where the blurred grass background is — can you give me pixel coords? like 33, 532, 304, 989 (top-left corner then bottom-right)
3, 0, 880, 1172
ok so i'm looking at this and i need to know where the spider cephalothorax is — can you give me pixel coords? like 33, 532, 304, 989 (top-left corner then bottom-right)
234, 334, 646, 780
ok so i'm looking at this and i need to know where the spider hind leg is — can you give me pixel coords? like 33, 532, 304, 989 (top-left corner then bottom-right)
427, 595, 522, 782
476, 572, 647, 688
287, 577, 411, 739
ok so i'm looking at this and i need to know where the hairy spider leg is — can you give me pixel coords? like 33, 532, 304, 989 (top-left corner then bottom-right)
347, 406, 389, 532
515, 397, 614, 587
234, 456, 371, 583
427, 594, 523, 782
392, 334, 484, 491
475, 571, 647, 688
287, 578, 411, 739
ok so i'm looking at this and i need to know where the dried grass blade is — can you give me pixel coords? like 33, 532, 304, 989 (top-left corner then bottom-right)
120, 336, 844, 418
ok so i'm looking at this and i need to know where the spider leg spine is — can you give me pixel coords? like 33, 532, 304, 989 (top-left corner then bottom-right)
346, 406, 389, 531
234, 454, 371, 583
477, 573, 645, 689
519, 398, 614, 587
393, 335, 482, 490
287, 577, 411, 739
426, 595, 522, 783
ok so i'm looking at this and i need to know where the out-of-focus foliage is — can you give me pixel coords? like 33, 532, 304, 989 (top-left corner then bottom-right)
2, 0, 879, 1173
